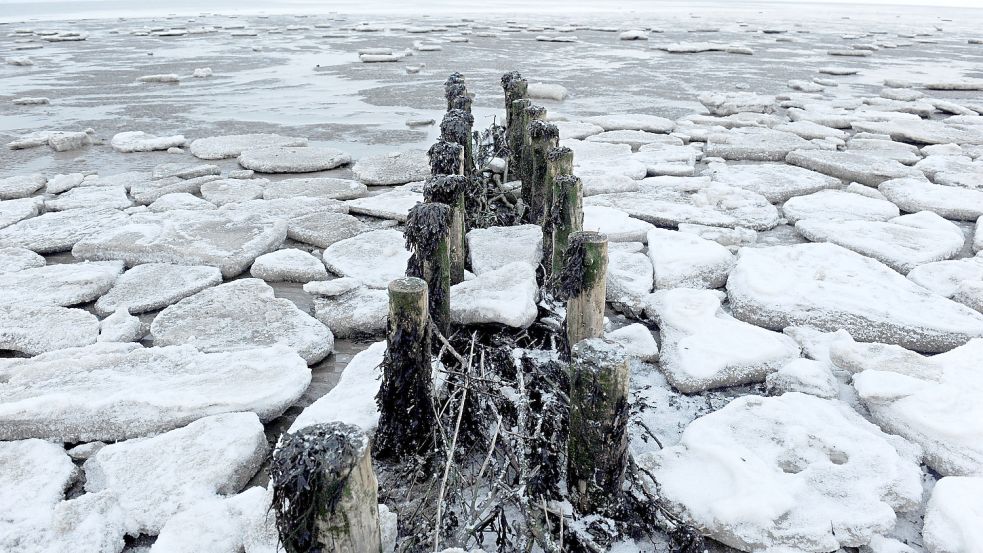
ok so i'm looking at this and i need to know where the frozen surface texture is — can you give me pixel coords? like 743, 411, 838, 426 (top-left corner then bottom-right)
0, 343, 310, 442
727, 243, 983, 352
83, 412, 268, 535
639, 393, 922, 552
72, 210, 286, 278
150, 278, 334, 364
645, 288, 800, 392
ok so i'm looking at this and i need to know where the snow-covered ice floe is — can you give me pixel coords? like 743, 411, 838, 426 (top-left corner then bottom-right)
839, 337, 983, 476
726, 243, 983, 352
150, 278, 334, 364
72, 210, 287, 278
0, 343, 310, 442
638, 392, 923, 552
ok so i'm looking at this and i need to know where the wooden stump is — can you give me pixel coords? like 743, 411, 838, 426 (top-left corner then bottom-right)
271, 422, 382, 553
550, 174, 583, 279
502, 71, 528, 178
560, 231, 608, 347
543, 146, 575, 276
405, 203, 453, 336
527, 119, 559, 225
424, 175, 468, 285
374, 277, 434, 458
567, 339, 630, 514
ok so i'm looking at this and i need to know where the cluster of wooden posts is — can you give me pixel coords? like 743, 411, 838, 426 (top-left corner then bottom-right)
275, 72, 632, 552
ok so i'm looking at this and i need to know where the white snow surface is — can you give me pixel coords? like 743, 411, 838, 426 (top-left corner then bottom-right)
290, 340, 386, 434
322, 228, 411, 289
638, 392, 923, 552
450, 262, 539, 328
466, 224, 543, 274
645, 288, 800, 392
922, 476, 983, 553
647, 228, 735, 289
795, 211, 966, 274
83, 412, 268, 535
72, 210, 286, 278
150, 278, 334, 364
849, 338, 983, 477
726, 243, 983, 352
0, 343, 311, 442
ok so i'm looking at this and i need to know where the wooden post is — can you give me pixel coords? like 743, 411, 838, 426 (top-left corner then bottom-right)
428, 139, 464, 176
550, 174, 583, 279
405, 203, 452, 336
502, 71, 528, 179
444, 72, 466, 112
520, 105, 547, 199
543, 146, 575, 277
375, 277, 434, 458
424, 175, 468, 285
561, 231, 608, 347
441, 109, 475, 176
450, 93, 472, 114
567, 339, 630, 514
270, 422, 382, 553
527, 120, 559, 226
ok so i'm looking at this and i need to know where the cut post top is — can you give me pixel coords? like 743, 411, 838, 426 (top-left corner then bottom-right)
389, 276, 428, 296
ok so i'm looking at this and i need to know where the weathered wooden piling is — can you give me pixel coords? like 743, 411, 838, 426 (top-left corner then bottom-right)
375, 277, 435, 458
502, 71, 528, 178
526, 119, 559, 225
567, 339, 630, 514
441, 108, 475, 176
428, 139, 464, 176
549, 174, 583, 278
405, 203, 453, 336
560, 231, 608, 347
424, 175, 468, 285
450, 93, 472, 114
444, 71, 466, 111
543, 146, 575, 275
509, 100, 531, 206
270, 422, 382, 553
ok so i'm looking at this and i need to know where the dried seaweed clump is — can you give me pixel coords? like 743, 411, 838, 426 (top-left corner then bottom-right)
404, 202, 452, 278
444, 71, 465, 88
556, 231, 604, 301
428, 140, 464, 175
423, 174, 466, 205
525, 104, 547, 121
445, 82, 468, 104
528, 120, 559, 141
501, 70, 524, 91
441, 108, 475, 144
270, 422, 365, 552
546, 145, 573, 163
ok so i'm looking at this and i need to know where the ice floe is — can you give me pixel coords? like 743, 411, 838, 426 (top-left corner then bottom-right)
466, 224, 543, 274
250, 248, 328, 282
638, 392, 922, 551
238, 146, 352, 173
645, 288, 800, 392
0, 343, 310, 441
93, 263, 222, 316
322, 228, 411, 288
72, 210, 286, 278
150, 278, 334, 364
647, 228, 735, 289
727, 243, 983, 352
83, 412, 267, 535
450, 262, 538, 328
